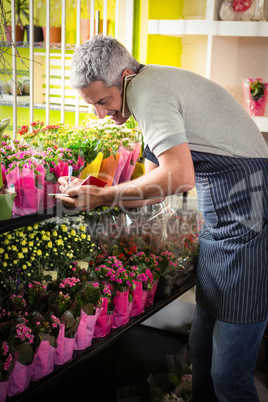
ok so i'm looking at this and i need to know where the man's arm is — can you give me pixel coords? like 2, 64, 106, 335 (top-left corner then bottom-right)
58, 143, 195, 210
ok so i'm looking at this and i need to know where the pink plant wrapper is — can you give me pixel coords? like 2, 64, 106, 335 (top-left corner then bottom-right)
54, 324, 75, 365
8, 361, 34, 397
126, 143, 141, 182
74, 309, 101, 350
118, 149, 132, 184
6, 164, 45, 216
71, 155, 85, 174
112, 290, 131, 328
32, 340, 55, 381
112, 147, 130, 185
1, 163, 7, 188
146, 279, 159, 306
243, 80, 268, 116
0, 380, 9, 402
130, 281, 143, 317
93, 313, 113, 338
50, 160, 68, 178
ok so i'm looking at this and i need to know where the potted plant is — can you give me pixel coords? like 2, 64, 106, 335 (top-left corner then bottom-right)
242, 77, 268, 116
5, 0, 29, 43
40, 0, 62, 44
0, 118, 17, 221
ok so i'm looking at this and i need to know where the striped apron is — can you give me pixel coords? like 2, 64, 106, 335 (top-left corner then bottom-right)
144, 146, 268, 324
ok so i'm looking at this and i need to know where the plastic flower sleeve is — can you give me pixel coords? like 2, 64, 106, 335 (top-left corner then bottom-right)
112, 146, 130, 185
32, 339, 55, 380
74, 308, 101, 350
8, 361, 34, 397
6, 163, 45, 216
242, 78, 268, 116
0, 381, 9, 402
112, 289, 132, 328
98, 150, 118, 186
94, 297, 113, 338
79, 152, 103, 180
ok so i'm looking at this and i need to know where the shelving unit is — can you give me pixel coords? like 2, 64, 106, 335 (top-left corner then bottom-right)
148, 0, 268, 134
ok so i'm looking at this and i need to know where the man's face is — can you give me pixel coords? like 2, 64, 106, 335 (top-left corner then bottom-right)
78, 80, 128, 125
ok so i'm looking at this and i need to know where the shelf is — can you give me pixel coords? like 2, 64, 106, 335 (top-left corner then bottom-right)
9, 274, 197, 401
0, 41, 76, 50
252, 116, 268, 133
148, 20, 268, 37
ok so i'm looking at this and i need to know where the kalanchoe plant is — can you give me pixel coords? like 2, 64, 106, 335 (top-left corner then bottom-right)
250, 78, 267, 101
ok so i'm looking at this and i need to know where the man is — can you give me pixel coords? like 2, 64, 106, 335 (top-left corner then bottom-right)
58, 34, 268, 401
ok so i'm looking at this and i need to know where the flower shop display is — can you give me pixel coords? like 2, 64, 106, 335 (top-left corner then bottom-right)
242, 78, 268, 116
0, 118, 17, 221
0, 117, 143, 218
0, 149, 200, 400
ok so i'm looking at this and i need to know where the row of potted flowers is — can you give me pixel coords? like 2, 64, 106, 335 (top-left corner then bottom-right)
0, 117, 143, 218
0, 203, 200, 401
0, 242, 198, 400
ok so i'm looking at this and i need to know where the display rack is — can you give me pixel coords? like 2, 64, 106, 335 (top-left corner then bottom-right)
8, 274, 196, 401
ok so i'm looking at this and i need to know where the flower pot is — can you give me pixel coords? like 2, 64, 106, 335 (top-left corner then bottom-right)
4, 25, 25, 43
0, 191, 16, 221
243, 79, 268, 116
25, 25, 44, 42
42, 26, 61, 43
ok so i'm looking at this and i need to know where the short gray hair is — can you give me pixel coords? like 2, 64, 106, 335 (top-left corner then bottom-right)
70, 34, 140, 89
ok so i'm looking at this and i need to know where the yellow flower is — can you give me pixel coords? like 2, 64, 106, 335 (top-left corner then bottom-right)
71, 229, 76, 236
81, 234, 86, 240
22, 247, 28, 253
12, 245, 18, 251
22, 265, 27, 269
56, 239, 63, 246
27, 226, 33, 231
18, 252, 24, 259
37, 250, 42, 256
3, 262, 7, 267
18, 231, 24, 237
53, 231, 57, 237
61, 225, 67, 232
80, 225, 86, 232
4, 253, 8, 259
33, 224, 39, 230
13, 260, 18, 264
4, 239, 9, 245
29, 234, 35, 239
7, 234, 12, 240
0, 248, 4, 254
29, 241, 34, 247
21, 240, 27, 246
47, 242, 52, 248
40, 230, 45, 235
42, 235, 47, 241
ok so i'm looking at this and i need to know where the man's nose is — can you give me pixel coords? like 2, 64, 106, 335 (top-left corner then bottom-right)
94, 105, 107, 119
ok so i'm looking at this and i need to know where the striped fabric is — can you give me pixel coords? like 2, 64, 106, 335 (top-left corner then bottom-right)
143, 145, 268, 324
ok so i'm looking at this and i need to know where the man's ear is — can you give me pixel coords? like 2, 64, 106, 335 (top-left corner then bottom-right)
120, 68, 134, 86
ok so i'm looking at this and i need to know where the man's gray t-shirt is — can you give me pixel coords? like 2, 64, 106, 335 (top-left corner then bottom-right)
126, 64, 268, 159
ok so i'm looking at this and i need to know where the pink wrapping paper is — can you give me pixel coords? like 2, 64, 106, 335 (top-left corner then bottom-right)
112, 147, 130, 185
129, 281, 149, 317
1, 163, 7, 188
6, 164, 45, 216
146, 279, 159, 306
118, 149, 132, 184
8, 361, 34, 397
54, 324, 75, 365
112, 290, 132, 328
32, 340, 55, 381
74, 309, 101, 350
94, 298, 113, 338
0, 381, 9, 402
50, 160, 68, 178
243, 80, 268, 116
126, 143, 141, 182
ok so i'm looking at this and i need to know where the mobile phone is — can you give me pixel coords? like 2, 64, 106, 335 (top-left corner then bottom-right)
80, 175, 108, 187
122, 74, 136, 118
